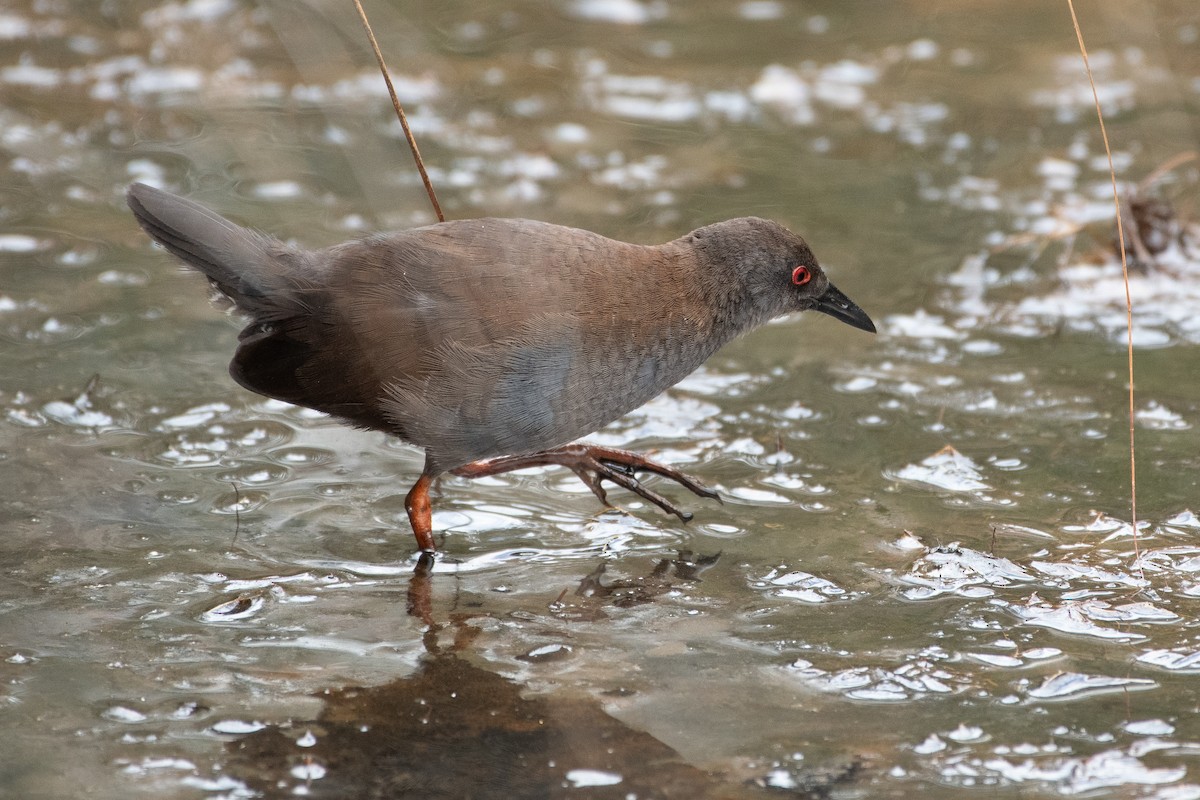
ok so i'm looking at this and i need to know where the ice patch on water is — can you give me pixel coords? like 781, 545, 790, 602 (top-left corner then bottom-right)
1030, 51, 1147, 123
158, 402, 231, 430
917, 131, 1200, 353
42, 399, 113, 429
787, 654, 964, 701
0, 233, 45, 252
751, 567, 854, 603
126, 66, 206, 96
1137, 648, 1200, 673
1037, 157, 1081, 191
937, 197, 1200, 348
141, 0, 237, 26
1136, 401, 1190, 430
1163, 510, 1200, 529
729, 487, 790, 505
586, 392, 722, 447
1025, 672, 1155, 701
1061, 512, 1128, 535
891, 446, 989, 492
251, 181, 304, 199
907, 38, 941, 61
290, 762, 326, 781
914, 734, 946, 754
965, 653, 1023, 668
1029, 558, 1147, 587
1004, 253, 1200, 347
41, 379, 115, 430
738, 1, 784, 21
583, 66, 701, 123
566, 769, 623, 787
1, 63, 61, 88
815, 60, 879, 107
947, 724, 986, 743
103, 705, 149, 723
895, 544, 1033, 600
566, 0, 666, 24
1000, 597, 1172, 641
1126, 719, 1176, 736
885, 309, 965, 340
293, 70, 439, 106
674, 368, 765, 397
751, 65, 814, 125
210, 719, 266, 735
962, 749, 1186, 794
0, 13, 33, 39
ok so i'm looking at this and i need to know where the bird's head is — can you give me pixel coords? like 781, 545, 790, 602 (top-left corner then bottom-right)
685, 217, 876, 334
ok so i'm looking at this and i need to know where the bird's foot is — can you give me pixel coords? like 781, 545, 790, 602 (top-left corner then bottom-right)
452, 444, 720, 522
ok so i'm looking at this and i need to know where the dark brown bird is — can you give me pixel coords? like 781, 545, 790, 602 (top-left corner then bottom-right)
127, 183, 875, 552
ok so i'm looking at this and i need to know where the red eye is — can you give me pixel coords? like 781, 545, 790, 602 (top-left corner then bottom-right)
791, 265, 811, 286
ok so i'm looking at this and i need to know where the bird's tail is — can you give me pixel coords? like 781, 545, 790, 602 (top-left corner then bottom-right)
126, 183, 307, 320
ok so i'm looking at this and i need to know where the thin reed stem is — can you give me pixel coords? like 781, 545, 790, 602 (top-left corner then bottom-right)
352, 0, 445, 222
1066, 0, 1139, 562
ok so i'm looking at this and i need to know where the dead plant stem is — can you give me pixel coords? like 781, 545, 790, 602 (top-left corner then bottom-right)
1065, 0, 1139, 563
352, 0, 445, 222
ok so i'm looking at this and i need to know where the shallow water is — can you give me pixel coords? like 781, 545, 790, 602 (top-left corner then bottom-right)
2, 1, 1200, 797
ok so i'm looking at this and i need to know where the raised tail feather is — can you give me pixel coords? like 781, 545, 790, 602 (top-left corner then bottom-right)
127, 183, 337, 414
126, 182, 301, 318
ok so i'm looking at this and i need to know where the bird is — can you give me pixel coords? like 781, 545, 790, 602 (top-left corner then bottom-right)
127, 183, 875, 552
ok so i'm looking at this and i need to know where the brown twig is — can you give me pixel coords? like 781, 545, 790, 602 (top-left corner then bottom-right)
1137, 151, 1198, 195
1065, 0, 1139, 566
352, 0, 445, 222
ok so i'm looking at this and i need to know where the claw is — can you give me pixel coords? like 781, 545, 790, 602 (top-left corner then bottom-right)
452, 443, 720, 522
567, 464, 610, 506
590, 459, 694, 521
600, 459, 637, 477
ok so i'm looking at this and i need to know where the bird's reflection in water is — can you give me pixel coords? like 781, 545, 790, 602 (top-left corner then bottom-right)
552, 550, 722, 620
221, 552, 859, 798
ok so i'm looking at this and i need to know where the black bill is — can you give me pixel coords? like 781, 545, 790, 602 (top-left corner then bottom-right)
814, 283, 876, 334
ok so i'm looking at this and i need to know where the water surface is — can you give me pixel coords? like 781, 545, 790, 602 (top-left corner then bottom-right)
2, 1, 1200, 797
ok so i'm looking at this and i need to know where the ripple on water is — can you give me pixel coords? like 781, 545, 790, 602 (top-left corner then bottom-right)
267, 446, 336, 466
199, 593, 266, 623
5, 5, 1200, 800
216, 463, 289, 486
210, 487, 268, 515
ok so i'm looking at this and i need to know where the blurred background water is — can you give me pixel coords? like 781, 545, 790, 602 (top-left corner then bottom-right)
2, 1, 1200, 797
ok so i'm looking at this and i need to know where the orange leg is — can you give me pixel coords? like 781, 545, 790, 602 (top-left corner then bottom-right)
404, 472, 437, 552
